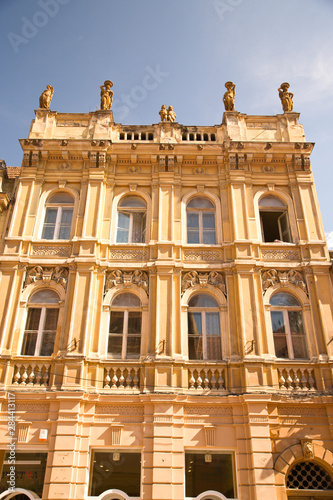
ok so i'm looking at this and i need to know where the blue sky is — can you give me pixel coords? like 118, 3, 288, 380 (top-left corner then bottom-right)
1, 0, 333, 241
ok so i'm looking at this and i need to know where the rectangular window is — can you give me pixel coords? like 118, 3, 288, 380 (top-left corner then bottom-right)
90, 452, 141, 497
188, 312, 203, 359
41, 208, 57, 239
187, 213, 200, 244
185, 453, 235, 498
202, 213, 216, 244
0, 452, 47, 497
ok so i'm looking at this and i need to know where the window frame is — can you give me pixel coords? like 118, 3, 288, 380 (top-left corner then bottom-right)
38, 190, 76, 241
269, 292, 308, 360
21, 290, 60, 357
187, 293, 222, 361
186, 197, 216, 245
256, 192, 296, 244
116, 196, 147, 244
108, 293, 142, 359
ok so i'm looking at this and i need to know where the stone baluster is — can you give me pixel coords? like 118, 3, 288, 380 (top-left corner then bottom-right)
118, 368, 125, 389
293, 370, 300, 390
104, 368, 111, 388
125, 369, 132, 389
278, 370, 286, 389
27, 365, 35, 386
111, 370, 118, 389
21, 365, 28, 385
42, 366, 50, 386
218, 369, 225, 390
189, 369, 195, 390
133, 368, 139, 390
13, 365, 22, 385
286, 370, 293, 390
196, 370, 203, 390
210, 370, 217, 389
308, 370, 315, 390
203, 369, 210, 389
300, 369, 308, 390
35, 365, 42, 386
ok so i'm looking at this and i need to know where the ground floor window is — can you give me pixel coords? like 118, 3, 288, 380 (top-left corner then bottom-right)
185, 452, 235, 498
0, 452, 47, 497
90, 451, 141, 497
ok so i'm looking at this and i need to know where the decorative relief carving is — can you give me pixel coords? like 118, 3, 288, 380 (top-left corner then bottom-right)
278, 406, 326, 416
32, 245, 71, 257
25, 266, 69, 290
105, 270, 149, 296
109, 249, 148, 260
182, 271, 226, 296
95, 405, 143, 415
262, 269, 307, 295
261, 248, 300, 261
2, 403, 49, 413
193, 167, 206, 175
183, 250, 221, 261
262, 165, 275, 173
184, 406, 232, 416
301, 439, 314, 458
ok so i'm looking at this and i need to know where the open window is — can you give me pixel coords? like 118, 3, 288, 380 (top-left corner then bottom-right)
188, 294, 222, 360
108, 293, 142, 359
270, 292, 308, 359
41, 192, 74, 240
259, 195, 291, 242
116, 196, 147, 243
187, 197, 216, 244
21, 289, 59, 356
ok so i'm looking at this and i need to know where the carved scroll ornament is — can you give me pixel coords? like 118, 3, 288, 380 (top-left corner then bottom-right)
105, 270, 149, 296
262, 269, 307, 295
181, 270, 226, 296
25, 266, 68, 289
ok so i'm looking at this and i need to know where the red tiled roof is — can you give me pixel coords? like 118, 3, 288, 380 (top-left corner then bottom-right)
6, 166, 21, 178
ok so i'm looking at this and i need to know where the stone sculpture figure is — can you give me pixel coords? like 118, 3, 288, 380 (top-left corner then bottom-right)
278, 82, 294, 112
159, 104, 168, 121
223, 81, 236, 111
100, 80, 113, 110
39, 85, 54, 109
167, 105, 176, 122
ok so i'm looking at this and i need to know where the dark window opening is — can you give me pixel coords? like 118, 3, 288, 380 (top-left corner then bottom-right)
196, 134, 202, 141
126, 133, 132, 140
189, 133, 194, 141
148, 132, 153, 140
141, 132, 146, 140
90, 452, 141, 497
182, 133, 187, 140
204, 133, 209, 141
211, 133, 216, 141
0, 452, 47, 497
134, 133, 139, 140
119, 133, 125, 140
185, 453, 235, 498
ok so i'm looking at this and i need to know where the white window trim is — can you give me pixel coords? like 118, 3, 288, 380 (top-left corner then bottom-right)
110, 191, 151, 244
108, 304, 142, 359
182, 190, 222, 245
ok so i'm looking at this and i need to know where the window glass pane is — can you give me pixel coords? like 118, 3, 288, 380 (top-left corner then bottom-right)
189, 294, 218, 308
206, 312, 220, 335
25, 308, 41, 330
0, 452, 47, 498
40, 332, 56, 356
108, 335, 122, 357
188, 312, 202, 335
21, 331, 37, 355
185, 453, 235, 498
112, 293, 141, 307
44, 208, 57, 223
187, 229, 200, 244
126, 337, 141, 358
116, 213, 130, 243
270, 293, 300, 307
119, 196, 146, 208
278, 211, 291, 242
206, 336, 222, 360
42, 226, 56, 239
289, 311, 304, 335
132, 212, 145, 243
187, 197, 214, 209
203, 212, 215, 229
292, 336, 308, 359
109, 311, 124, 333
60, 208, 73, 224
128, 312, 142, 333
48, 193, 74, 204
187, 212, 199, 228
273, 335, 289, 358
90, 452, 141, 497
271, 311, 285, 333
188, 336, 203, 360
30, 289, 59, 304
203, 229, 216, 244
259, 196, 286, 208
58, 225, 71, 239
44, 308, 59, 330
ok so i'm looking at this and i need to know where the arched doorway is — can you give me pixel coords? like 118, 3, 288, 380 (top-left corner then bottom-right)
0, 489, 39, 500
286, 460, 333, 500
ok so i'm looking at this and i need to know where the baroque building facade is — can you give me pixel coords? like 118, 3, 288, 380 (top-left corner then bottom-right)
0, 92, 332, 500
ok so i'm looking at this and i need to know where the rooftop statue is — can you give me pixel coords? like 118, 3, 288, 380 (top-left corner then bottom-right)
223, 81, 235, 111
100, 80, 113, 110
159, 104, 168, 121
278, 82, 294, 112
39, 85, 54, 109
167, 105, 176, 122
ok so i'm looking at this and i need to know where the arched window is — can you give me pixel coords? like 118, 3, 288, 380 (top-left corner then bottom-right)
21, 289, 59, 356
187, 197, 216, 244
270, 292, 308, 359
116, 196, 147, 243
287, 460, 333, 491
188, 294, 221, 360
41, 192, 74, 240
259, 195, 291, 242
108, 293, 142, 359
